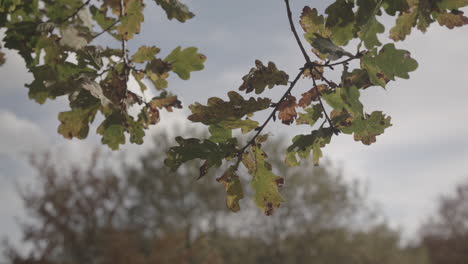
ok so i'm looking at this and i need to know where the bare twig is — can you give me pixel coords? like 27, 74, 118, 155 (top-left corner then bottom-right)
91, 19, 120, 40
58, 0, 91, 24
284, 0, 311, 63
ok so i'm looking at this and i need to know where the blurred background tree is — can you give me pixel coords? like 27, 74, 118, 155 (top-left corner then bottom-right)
4, 131, 429, 264
420, 179, 468, 264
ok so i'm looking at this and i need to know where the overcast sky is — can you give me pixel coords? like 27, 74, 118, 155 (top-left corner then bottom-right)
1, 0, 468, 248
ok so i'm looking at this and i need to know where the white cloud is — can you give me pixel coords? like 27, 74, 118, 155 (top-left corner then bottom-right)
0, 110, 49, 156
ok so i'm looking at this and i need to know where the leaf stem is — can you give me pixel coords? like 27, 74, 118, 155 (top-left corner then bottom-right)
284, 0, 311, 63
311, 72, 339, 135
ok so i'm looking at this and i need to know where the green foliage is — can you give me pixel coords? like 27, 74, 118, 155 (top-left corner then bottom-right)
361, 43, 418, 87
286, 127, 334, 166
1, 0, 467, 215
164, 46, 206, 80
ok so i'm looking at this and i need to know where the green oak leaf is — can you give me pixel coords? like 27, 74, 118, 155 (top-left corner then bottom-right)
90, 5, 119, 39
361, 43, 418, 87
127, 116, 145, 145
216, 166, 244, 212
325, 0, 355, 45
219, 118, 259, 134
153, 0, 194, 22
239, 60, 289, 94
325, 0, 355, 28
286, 127, 334, 167
341, 111, 392, 145
242, 146, 284, 215
382, 0, 410, 15
164, 137, 237, 179
0, 0, 22, 12
358, 16, 385, 49
118, 0, 144, 40
131, 45, 160, 63
209, 125, 233, 143
297, 104, 323, 126
322, 86, 364, 118
164, 46, 206, 80
188, 91, 271, 126
97, 112, 126, 150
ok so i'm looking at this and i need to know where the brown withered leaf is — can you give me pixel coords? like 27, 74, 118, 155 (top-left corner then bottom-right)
278, 95, 297, 125
149, 96, 182, 112
437, 10, 468, 29
342, 69, 373, 89
298, 84, 328, 108
138, 106, 160, 128
330, 109, 353, 129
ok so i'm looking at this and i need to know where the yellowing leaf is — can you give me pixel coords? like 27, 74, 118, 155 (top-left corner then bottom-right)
242, 146, 283, 215
118, 0, 144, 40
148, 94, 182, 112
131, 45, 160, 63
145, 59, 172, 90
341, 111, 392, 145
217, 166, 244, 212
58, 107, 98, 140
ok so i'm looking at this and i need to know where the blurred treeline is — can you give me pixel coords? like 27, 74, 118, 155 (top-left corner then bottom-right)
3, 131, 467, 264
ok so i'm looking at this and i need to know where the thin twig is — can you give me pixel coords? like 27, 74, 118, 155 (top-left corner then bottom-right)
323, 54, 360, 67
312, 71, 339, 135
120, 0, 129, 66
58, 0, 91, 24
238, 68, 305, 155
91, 19, 120, 40
312, 67, 337, 88
284, 0, 311, 63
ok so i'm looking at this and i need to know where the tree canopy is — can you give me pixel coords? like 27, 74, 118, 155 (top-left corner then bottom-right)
4, 133, 429, 264
1, 0, 468, 214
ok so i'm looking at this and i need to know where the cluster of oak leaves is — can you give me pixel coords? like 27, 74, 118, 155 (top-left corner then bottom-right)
1, 0, 467, 215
